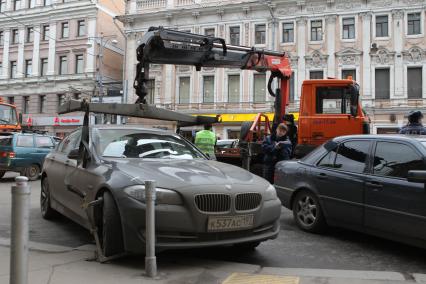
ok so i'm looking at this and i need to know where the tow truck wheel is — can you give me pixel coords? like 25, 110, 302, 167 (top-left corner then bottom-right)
0, 171, 5, 178
102, 191, 124, 257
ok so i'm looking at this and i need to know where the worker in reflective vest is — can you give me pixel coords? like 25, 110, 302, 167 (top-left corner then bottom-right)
195, 124, 217, 160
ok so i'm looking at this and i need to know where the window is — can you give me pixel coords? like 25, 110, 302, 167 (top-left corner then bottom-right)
282, 22, 294, 43
376, 15, 389, 37
407, 67, 422, 99
8, 97, 14, 105
179, 77, 190, 104
39, 95, 46, 113
43, 0, 51, 5
0, 0, 6, 12
228, 74, 240, 102
204, 28, 215, 37
316, 87, 352, 114
0, 62, 2, 77
16, 135, 34, 148
61, 22, 69, 38
13, 0, 21, 11
59, 130, 81, 154
10, 61, 17, 79
25, 59, 32, 77
35, 136, 54, 148
289, 72, 295, 102
28, 0, 35, 8
342, 69, 356, 81
57, 94, 65, 109
253, 73, 266, 102
317, 148, 337, 168
229, 26, 240, 45
23, 96, 29, 114
73, 93, 80, 100
12, 29, 19, 44
146, 79, 155, 104
373, 142, 426, 178
311, 20, 322, 41
75, 54, 84, 74
26, 27, 33, 43
77, 20, 86, 37
59, 56, 67, 75
375, 68, 390, 99
408, 13, 421, 35
255, 24, 266, 44
0, 31, 3, 45
342, 17, 355, 39
40, 58, 48, 76
334, 141, 370, 173
310, 70, 323, 79
203, 76, 214, 103
42, 25, 49, 41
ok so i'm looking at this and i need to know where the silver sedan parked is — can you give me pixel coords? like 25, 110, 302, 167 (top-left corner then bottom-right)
40, 126, 281, 256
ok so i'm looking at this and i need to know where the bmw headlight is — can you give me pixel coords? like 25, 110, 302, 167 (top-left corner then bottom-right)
264, 184, 277, 201
124, 185, 183, 205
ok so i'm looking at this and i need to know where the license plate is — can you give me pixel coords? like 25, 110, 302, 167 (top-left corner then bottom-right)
207, 215, 254, 232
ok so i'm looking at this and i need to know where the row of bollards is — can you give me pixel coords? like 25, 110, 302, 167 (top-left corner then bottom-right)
9, 177, 158, 283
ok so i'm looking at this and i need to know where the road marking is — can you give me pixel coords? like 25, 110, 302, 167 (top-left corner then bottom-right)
222, 272, 299, 284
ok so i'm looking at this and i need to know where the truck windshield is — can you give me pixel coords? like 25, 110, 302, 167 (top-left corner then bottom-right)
0, 105, 18, 125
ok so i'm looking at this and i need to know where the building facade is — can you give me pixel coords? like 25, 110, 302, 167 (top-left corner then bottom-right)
0, 0, 125, 136
120, 0, 426, 138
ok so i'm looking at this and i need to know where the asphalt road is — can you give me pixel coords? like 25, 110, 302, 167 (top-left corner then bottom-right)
0, 172, 425, 274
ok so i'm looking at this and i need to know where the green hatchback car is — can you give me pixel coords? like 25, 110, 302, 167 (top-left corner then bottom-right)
0, 132, 57, 180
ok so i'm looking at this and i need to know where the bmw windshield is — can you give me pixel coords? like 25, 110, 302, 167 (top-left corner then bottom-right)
93, 128, 205, 160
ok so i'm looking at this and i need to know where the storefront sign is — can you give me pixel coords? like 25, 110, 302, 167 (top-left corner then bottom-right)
22, 115, 84, 126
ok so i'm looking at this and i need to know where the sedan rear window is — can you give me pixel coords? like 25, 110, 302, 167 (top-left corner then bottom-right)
94, 129, 205, 160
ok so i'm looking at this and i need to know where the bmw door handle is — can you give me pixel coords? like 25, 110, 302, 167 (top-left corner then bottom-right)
317, 173, 328, 180
365, 181, 383, 191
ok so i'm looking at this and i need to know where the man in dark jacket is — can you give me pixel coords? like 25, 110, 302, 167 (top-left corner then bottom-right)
262, 123, 292, 183
283, 114, 298, 156
399, 110, 426, 135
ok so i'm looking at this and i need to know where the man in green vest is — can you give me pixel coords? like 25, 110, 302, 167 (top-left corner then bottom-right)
195, 124, 217, 159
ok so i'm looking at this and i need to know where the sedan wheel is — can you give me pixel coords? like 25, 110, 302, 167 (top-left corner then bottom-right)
40, 177, 58, 220
292, 190, 326, 233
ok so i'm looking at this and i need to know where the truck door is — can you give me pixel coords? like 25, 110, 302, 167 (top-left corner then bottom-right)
309, 86, 362, 146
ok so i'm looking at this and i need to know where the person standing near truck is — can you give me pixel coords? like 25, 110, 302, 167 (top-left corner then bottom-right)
262, 123, 292, 183
195, 124, 217, 159
399, 110, 426, 135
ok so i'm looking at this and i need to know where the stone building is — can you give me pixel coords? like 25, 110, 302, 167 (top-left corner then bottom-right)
0, 0, 125, 136
120, 0, 426, 138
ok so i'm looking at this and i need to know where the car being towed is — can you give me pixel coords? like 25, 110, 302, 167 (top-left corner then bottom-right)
41, 126, 281, 256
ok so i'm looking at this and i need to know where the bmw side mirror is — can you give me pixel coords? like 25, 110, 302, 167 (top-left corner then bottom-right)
407, 170, 426, 184
67, 148, 80, 160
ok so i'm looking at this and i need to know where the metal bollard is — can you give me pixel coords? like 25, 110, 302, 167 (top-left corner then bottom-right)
145, 180, 157, 278
10, 176, 30, 284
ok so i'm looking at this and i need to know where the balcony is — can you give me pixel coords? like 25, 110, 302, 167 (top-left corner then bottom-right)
137, 0, 166, 11
135, 0, 231, 13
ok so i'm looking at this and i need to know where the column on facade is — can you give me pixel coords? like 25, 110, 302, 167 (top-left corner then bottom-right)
47, 22, 56, 76
392, 9, 404, 97
32, 25, 41, 77
21, 0, 28, 9
129, 0, 137, 14
5, 0, 12, 11
126, 32, 137, 103
326, 15, 337, 78
361, 12, 372, 98
85, 17, 97, 74
1, 30, 10, 79
296, 17, 307, 100
16, 28, 25, 78
35, 0, 42, 7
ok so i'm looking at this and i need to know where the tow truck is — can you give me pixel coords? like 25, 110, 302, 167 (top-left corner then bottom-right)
60, 26, 369, 176
0, 98, 21, 132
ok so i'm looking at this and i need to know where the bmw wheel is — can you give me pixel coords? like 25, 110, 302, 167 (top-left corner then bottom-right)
292, 190, 326, 233
40, 177, 58, 220
102, 191, 124, 257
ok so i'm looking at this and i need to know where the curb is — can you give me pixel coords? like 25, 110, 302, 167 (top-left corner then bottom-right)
0, 237, 76, 253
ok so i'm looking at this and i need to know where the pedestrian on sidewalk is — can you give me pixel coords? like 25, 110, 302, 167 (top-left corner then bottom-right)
262, 123, 292, 183
195, 124, 217, 160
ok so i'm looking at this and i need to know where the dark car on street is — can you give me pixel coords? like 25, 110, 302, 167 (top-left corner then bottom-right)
41, 126, 282, 257
275, 134, 426, 248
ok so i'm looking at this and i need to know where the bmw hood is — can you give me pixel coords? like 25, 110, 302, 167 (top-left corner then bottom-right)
113, 158, 269, 190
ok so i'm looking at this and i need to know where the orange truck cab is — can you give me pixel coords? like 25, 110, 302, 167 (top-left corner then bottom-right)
0, 98, 21, 132
295, 79, 369, 157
